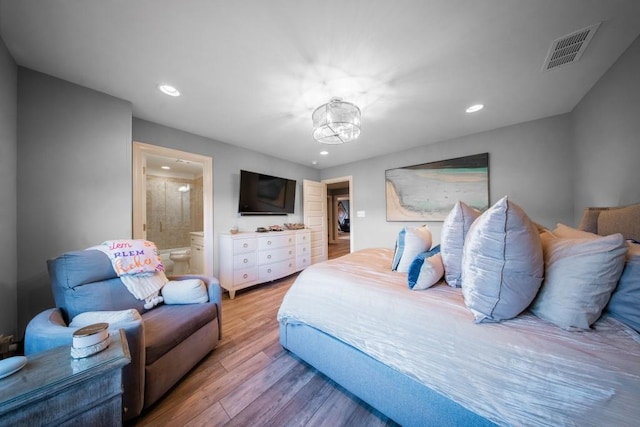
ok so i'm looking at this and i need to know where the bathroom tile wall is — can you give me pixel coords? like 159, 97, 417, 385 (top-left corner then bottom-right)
146, 174, 203, 249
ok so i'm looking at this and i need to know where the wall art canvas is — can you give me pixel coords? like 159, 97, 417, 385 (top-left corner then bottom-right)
385, 153, 489, 221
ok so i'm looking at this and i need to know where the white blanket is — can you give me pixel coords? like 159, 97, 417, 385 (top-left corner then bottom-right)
89, 240, 167, 308
278, 248, 640, 427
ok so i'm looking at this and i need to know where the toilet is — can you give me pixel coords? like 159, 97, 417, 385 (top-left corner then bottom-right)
169, 250, 191, 275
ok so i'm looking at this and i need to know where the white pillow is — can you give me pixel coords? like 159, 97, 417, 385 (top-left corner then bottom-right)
411, 253, 444, 290
70, 309, 141, 327
162, 279, 208, 304
440, 201, 480, 287
530, 231, 628, 330
391, 226, 432, 273
461, 196, 544, 323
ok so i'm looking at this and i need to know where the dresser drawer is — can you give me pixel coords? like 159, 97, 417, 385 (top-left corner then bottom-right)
233, 267, 258, 285
233, 252, 257, 269
233, 238, 258, 254
296, 232, 309, 245
296, 254, 310, 270
259, 259, 295, 282
258, 247, 294, 264
296, 244, 309, 257
258, 234, 295, 250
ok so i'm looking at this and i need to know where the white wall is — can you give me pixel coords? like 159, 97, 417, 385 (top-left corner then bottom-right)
132, 118, 320, 275
17, 68, 133, 335
322, 114, 574, 250
572, 35, 640, 223
0, 33, 17, 338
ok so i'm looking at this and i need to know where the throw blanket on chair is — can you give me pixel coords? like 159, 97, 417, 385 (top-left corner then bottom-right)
89, 239, 168, 309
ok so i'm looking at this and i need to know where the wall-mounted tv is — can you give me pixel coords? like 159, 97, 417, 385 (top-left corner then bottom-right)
238, 170, 296, 215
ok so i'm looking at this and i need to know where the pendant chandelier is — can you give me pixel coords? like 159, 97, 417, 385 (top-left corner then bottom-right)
312, 97, 361, 144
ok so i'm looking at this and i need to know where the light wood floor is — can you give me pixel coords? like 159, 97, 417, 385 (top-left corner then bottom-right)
131, 237, 399, 426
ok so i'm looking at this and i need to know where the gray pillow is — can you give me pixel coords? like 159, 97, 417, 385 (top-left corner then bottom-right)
530, 232, 627, 331
461, 196, 544, 323
440, 201, 480, 287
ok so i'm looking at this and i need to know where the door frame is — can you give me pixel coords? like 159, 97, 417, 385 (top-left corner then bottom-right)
322, 176, 353, 252
132, 141, 214, 276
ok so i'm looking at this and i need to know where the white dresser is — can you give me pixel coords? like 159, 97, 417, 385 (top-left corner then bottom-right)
219, 229, 311, 299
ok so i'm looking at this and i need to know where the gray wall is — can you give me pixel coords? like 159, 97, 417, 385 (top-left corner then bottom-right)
572, 35, 640, 223
17, 68, 133, 335
0, 33, 17, 338
132, 118, 320, 274
322, 35, 640, 251
322, 114, 574, 250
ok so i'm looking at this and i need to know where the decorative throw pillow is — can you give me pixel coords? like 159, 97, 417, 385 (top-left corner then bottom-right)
162, 279, 208, 304
553, 223, 598, 239
530, 232, 627, 331
440, 201, 480, 287
408, 245, 443, 290
606, 242, 640, 332
391, 226, 432, 273
69, 309, 142, 328
550, 224, 639, 331
461, 196, 544, 323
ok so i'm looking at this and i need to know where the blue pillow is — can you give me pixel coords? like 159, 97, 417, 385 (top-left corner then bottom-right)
408, 245, 442, 290
606, 242, 640, 332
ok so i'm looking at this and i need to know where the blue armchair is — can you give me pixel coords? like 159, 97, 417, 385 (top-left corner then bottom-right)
24, 248, 222, 421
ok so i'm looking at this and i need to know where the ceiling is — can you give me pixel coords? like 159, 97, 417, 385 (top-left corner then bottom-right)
1, 1, 639, 169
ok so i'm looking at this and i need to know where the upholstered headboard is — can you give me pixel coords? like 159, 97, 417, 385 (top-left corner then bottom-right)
578, 203, 640, 242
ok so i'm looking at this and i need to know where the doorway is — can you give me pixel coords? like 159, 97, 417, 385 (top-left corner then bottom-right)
325, 178, 352, 259
132, 142, 214, 276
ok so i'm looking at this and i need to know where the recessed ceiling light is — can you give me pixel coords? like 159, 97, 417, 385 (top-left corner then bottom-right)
158, 84, 180, 97
320, 151, 329, 156
311, 160, 318, 165
161, 165, 171, 170
466, 104, 484, 113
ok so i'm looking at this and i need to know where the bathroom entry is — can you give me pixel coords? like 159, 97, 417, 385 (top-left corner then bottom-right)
132, 142, 213, 276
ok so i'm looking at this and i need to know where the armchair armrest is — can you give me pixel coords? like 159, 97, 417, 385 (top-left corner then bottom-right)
168, 274, 222, 339
24, 308, 74, 355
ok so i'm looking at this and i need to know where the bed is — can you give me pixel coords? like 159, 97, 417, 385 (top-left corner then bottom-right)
277, 202, 640, 426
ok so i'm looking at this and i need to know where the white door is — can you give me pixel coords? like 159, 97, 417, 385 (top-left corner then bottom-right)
303, 179, 328, 264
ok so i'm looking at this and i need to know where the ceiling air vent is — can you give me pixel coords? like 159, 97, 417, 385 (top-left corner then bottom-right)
542, 22, 601, 71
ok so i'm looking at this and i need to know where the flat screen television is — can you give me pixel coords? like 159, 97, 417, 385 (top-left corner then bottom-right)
238, 170, 296, 215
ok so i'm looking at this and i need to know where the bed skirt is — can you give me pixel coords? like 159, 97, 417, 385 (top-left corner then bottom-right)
279, 321, 495, 427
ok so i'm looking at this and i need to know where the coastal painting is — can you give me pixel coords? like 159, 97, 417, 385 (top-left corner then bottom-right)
385, 153, 489, 221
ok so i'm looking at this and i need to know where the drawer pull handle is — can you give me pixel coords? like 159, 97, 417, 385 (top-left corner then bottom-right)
243, 243, 248, 248
267, 241, 272, 245
267, 254, 272, 259
243, 273, 248, 279
267, 268, 272, 273
243, 258, 248, 263
289, 263, 293, 267
289, 250, 292, 255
